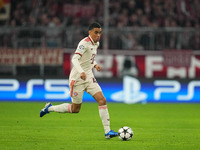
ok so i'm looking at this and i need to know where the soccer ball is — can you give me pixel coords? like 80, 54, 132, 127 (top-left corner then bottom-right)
118, 126, 133, 141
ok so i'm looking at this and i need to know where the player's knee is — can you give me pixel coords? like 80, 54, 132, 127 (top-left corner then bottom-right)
71, 104, 81, 113
72, 107, 80, 113
98, 97, 107, 106
72, 109, 80, 113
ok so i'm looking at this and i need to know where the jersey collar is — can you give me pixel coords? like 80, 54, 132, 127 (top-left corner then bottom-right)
88, 35, 95, 45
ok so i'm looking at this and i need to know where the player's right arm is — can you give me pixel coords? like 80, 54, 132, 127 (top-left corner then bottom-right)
71, 54, 86, 80
71, 40, 87, 80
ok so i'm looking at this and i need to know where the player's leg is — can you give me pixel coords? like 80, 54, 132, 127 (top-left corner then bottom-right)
93, 91, 110, 132
86, 79, 118, 138
70, 82, 84, 113
40, 102, 82, 117
48, 103, 72, 113
40, 102, 72, 117
71, 103, 82, 113
48, 79, 82, 113
40, 102, 53, 117
40, 81, 84, 117
93, 91, 118, 139
48, 102, 82, 113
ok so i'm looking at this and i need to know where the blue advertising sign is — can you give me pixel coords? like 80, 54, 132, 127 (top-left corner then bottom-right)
111, 76, 200, 103
0, 77, 199, 103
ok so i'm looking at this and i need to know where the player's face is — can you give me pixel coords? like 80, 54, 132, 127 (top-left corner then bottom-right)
89, 28, 102, 43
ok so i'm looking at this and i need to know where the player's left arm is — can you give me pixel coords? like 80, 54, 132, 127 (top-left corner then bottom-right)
94, 63, 102, 71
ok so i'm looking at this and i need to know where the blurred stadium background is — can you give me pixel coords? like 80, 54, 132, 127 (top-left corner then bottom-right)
0, 1, 200, 150
0, 0, 200, 102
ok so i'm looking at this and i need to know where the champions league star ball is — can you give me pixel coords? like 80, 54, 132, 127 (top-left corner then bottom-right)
118, 126, 133, 141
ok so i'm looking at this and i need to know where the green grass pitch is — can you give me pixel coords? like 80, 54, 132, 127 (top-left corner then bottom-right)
0, 102, 200, 150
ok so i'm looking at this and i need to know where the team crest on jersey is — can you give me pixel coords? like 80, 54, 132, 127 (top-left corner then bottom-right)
74, 92, 78, 96
79, 45, 84, 50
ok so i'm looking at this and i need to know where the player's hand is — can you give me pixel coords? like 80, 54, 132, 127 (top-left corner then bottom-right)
94, 65, 102, 71
80, 72, 86, 80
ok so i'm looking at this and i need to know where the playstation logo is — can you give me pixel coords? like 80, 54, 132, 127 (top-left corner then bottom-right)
111, 76, 147, 104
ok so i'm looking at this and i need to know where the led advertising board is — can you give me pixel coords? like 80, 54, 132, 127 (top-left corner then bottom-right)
0, 76, 199, 103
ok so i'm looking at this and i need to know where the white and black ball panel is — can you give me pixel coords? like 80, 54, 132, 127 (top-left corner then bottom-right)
118, 126, 133, 141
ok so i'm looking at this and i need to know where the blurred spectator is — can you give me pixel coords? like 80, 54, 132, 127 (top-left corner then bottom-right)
180, 20, 193, 49
120, 33, 144, 50
0, 0, 199, 50
45, 16, 63, 47
64, 17, 85, 48
39, 13, 50, 26
121, 33, 136, 50
169, 20, 179, 49
2, 0, 198, 28
189, 33, 200, 50
192, 0, 200, 20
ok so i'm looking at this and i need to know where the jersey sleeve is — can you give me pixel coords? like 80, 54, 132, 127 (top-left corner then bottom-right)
75, 40, 87, 56
71, 54, 84, 73
72, 40, 88, 73
93, 61, 97, 67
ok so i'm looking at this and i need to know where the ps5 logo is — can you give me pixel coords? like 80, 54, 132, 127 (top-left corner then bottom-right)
154, 80, 200, 101
111, 76, 147, 104
111, 76, 200, 103
0, 79, 70, 99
